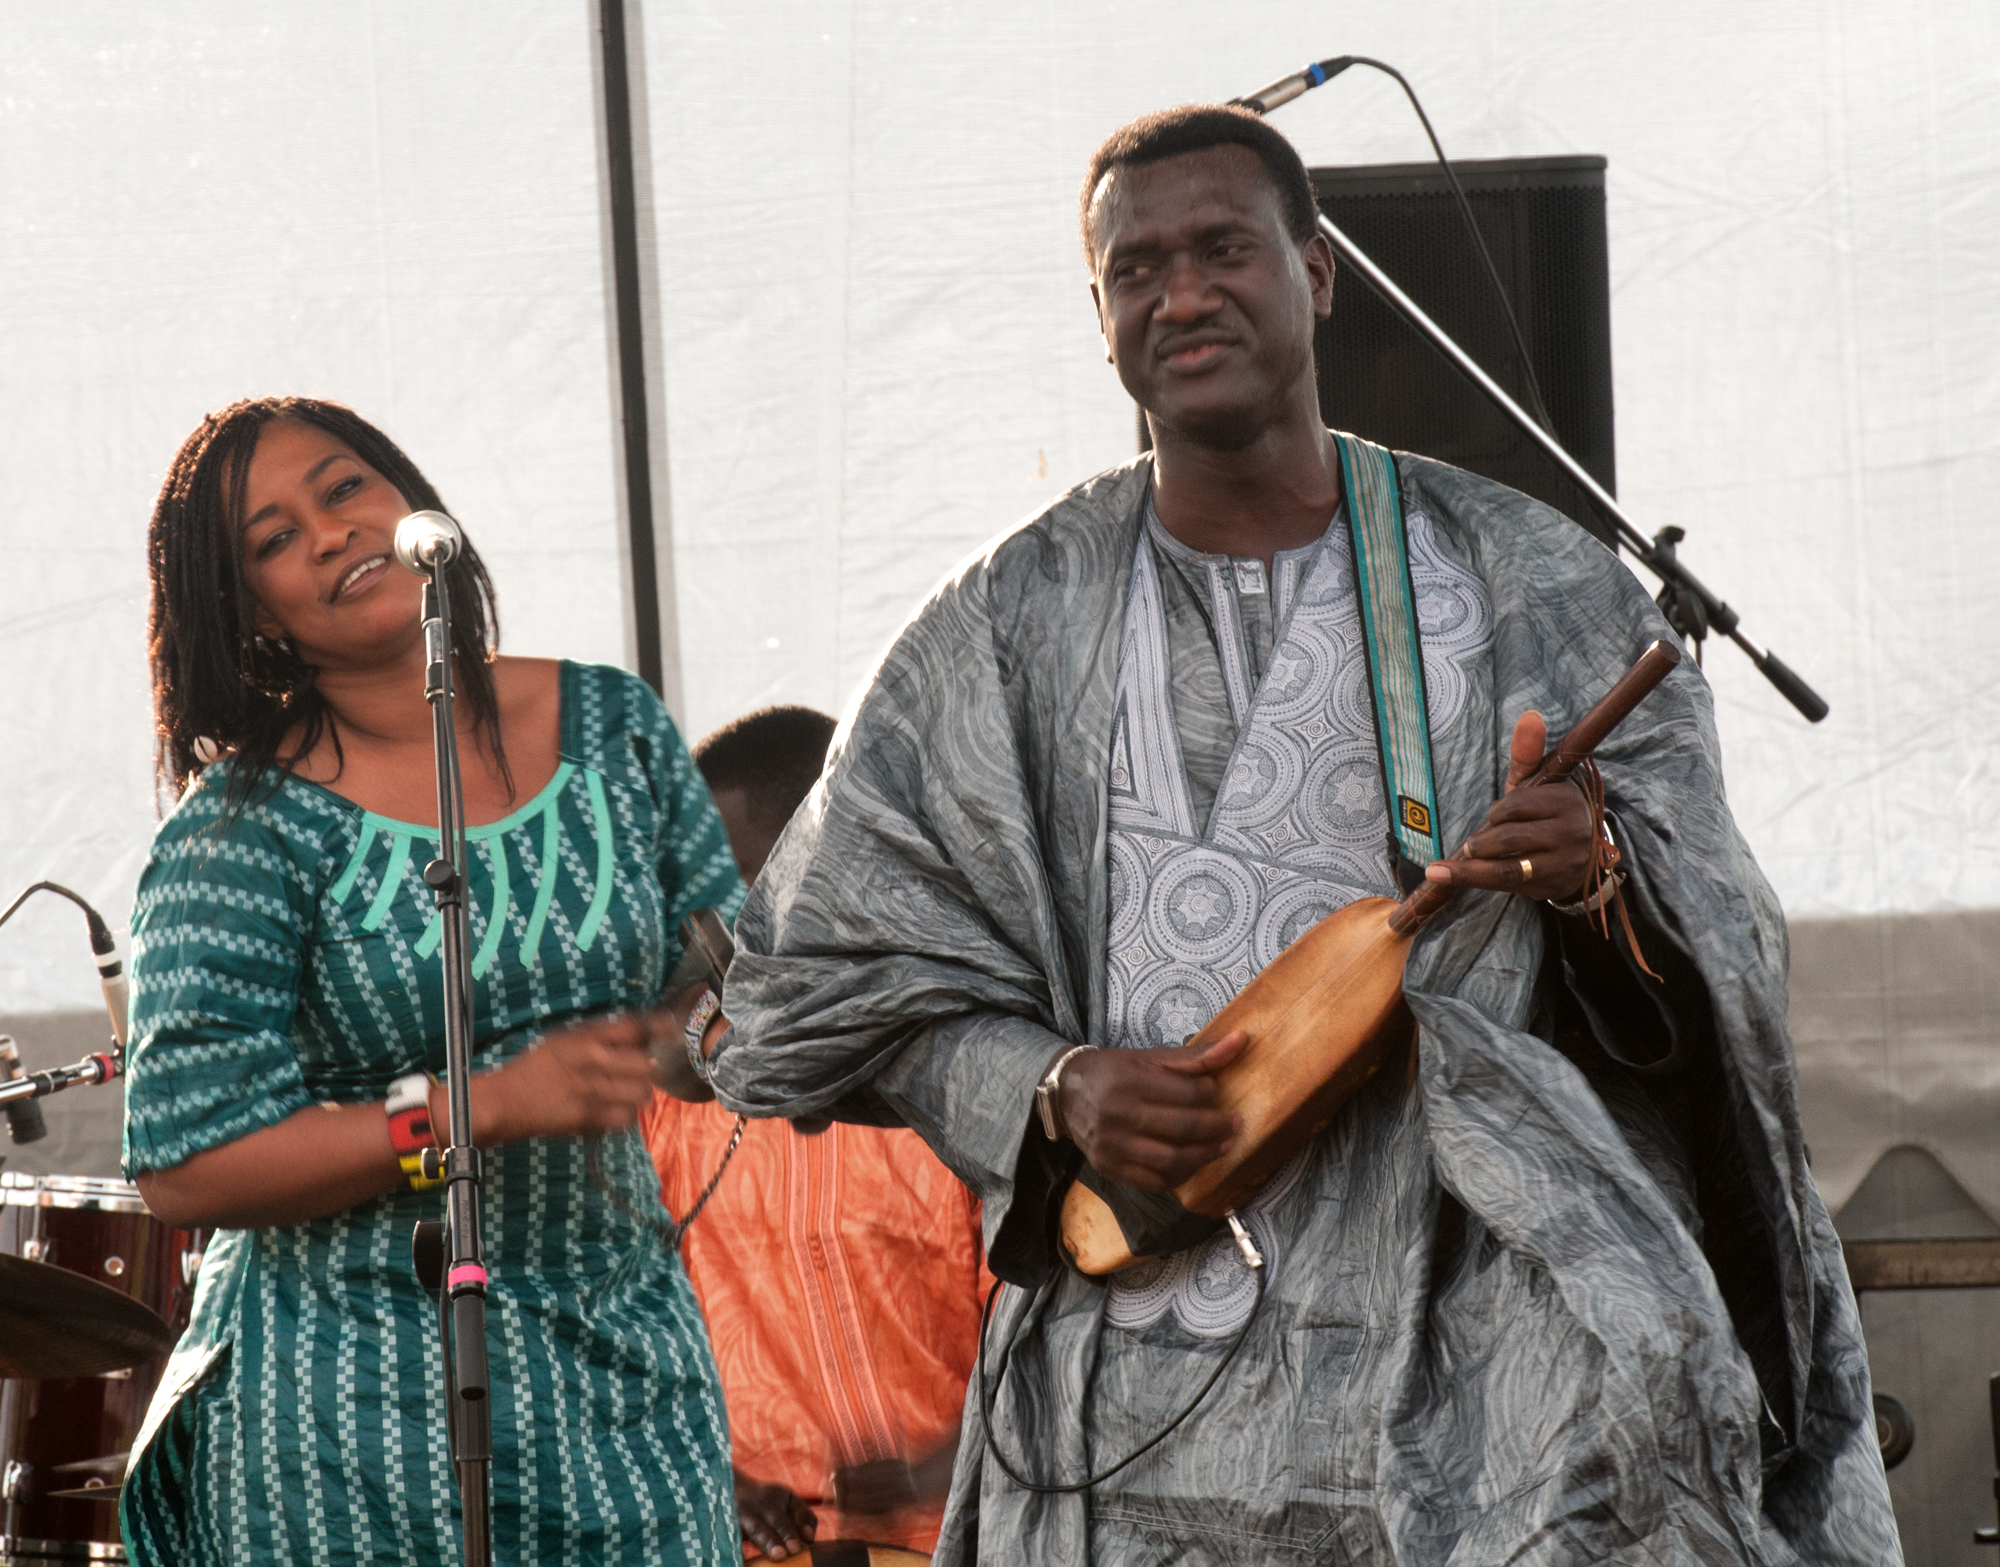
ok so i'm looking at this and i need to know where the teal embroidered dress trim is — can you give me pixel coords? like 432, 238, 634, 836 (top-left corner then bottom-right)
328, 761, 588, 978
580, 768, 617, 952
362, 831, 410, 931
522, 795, 564, 960
1333, 429, 1445, 869
118, 660, 746, 1567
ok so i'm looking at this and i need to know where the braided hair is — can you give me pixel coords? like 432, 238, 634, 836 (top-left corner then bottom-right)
147, 396, 506, 816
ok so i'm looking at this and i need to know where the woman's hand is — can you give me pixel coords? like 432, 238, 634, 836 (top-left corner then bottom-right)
138, 1010, 666, 1231
475, 1012, 662, 1143
1054, 1031, 1248, 1191
1421, 710, 1597, 903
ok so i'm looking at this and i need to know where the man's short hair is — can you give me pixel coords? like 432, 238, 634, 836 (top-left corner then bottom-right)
693, 705, 838, 831
1079, 104, 1320, 262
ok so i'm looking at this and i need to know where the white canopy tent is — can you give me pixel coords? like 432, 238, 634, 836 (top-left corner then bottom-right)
0, 3, 1993, 1559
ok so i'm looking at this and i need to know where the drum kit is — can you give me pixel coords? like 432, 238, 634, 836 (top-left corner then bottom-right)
0, 1173, 202, 1564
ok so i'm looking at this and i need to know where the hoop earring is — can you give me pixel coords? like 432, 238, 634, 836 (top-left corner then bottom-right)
244, 632, 311, 699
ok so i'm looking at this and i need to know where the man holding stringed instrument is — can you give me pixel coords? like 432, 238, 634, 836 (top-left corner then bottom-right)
689, 106, 1898, 1565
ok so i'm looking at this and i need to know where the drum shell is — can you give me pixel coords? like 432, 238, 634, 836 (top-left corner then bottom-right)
0, 1174, 202, 1557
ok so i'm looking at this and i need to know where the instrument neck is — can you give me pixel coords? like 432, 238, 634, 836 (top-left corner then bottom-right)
1387, 877, 1453, 937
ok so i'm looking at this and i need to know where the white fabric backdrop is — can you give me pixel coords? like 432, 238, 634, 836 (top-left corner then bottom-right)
3, 0, 1995, 1004
647, 0, 2000, 924
1, 10, 1994, 1560
0, 3, 634, 1011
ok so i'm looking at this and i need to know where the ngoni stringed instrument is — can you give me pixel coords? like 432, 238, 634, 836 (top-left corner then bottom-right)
1059, 639, 1683, 1278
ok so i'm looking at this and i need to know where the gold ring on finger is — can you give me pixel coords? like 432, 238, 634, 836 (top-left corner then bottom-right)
1519, 857, 1534, 882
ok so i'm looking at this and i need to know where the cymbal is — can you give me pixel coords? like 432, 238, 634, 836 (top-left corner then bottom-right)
45, 1484, 121, 1504
0, 1254, 174, 1379
51, 1452, 129, 1475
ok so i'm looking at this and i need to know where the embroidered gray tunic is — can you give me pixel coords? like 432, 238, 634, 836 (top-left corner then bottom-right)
1099, 501, 1491, 1345
714, 452, 1900, 1565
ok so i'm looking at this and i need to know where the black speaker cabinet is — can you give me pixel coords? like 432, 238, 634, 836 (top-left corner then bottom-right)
1309, 154, 1617, 546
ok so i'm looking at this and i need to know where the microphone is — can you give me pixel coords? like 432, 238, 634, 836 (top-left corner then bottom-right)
393, 510, 464, 574
0, 1038, 48, 1145
82, 907, 129, 1051
1229, 56, 1354, 115
0, 881, 127, 1052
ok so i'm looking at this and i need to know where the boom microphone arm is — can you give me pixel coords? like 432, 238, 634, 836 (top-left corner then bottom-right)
1234, 61, 1828, 723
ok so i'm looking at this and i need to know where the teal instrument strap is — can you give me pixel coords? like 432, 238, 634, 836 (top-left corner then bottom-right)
1332, 430, 1444, 882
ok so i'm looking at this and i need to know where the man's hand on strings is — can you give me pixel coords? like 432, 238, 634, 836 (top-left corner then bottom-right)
1422, 709, 1595, 903
1053, 1031, 1249, 1190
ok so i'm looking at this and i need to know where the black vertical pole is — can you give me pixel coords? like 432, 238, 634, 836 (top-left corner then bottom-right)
1980, 1372, 2000, 1545
597, 0, 664, 696
417, 565, 492, 1567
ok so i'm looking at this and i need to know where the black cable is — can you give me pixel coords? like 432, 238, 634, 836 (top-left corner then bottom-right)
1328, 57, 1560, 439
1236, 55, 1559, 440
972, 1260, 1267, 1494
668, 1114, 747, 1242
583, 1112, 747, 1252
0, 881, 117, 954
1241, 58, 1829, 721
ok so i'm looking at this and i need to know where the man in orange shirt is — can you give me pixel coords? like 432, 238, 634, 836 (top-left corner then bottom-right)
644, 706, 992, 1563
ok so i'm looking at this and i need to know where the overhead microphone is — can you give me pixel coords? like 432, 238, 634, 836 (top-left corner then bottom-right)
0, 1038, 48, 1144
0, 881, 127, 1052
1229, 56, 1354, 115
393, 510, 464, 574
83, 906, 128, 1051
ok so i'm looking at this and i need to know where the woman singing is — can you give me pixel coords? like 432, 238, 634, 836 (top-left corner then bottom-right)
119, 397, 742, 1563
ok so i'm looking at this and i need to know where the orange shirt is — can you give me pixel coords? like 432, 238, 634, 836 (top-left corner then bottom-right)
642, 1095, 993, 1556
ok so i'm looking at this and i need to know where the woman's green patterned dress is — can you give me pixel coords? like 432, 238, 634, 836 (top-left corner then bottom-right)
119, 662, 743, 1565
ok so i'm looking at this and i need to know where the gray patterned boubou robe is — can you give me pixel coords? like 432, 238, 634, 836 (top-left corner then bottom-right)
713, 450, 1899, 1565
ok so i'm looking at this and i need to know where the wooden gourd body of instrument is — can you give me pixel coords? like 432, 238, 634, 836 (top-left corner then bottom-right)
1060, 641, 1682, 1278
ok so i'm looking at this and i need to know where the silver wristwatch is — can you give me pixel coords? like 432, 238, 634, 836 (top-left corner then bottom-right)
1035, 1045, 1093, 1141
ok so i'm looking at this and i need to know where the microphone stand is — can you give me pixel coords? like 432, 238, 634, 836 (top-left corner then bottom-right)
1235, 62, 1829, 722
412, 556, 495, 1567
0, 1049, 121, 1107
1309, 208, 1827, 721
